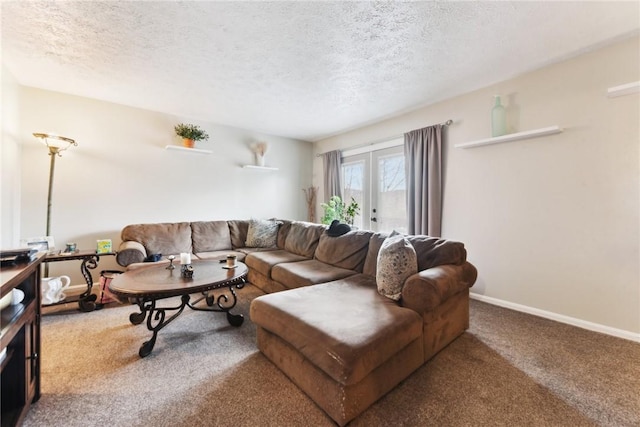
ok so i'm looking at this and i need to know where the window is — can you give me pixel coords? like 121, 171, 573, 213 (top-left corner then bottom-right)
341, 145, 406, 233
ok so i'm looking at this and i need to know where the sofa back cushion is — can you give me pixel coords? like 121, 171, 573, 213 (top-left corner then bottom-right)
363, 233, 388, 277
314, 230, 372, 272
363, 232, 467, 276
275, 219, 292, 249
121, 222, 192, 255
406, 235, 467, 271
283, 221, 326, 258
228, 220, 249, 248
191, 221, 232, 253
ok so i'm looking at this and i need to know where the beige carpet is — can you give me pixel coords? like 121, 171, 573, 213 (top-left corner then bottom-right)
25, 284, 640, 426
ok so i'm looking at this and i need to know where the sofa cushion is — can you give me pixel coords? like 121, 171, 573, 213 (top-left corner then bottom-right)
406, 236, 467, 270
194, 250, 246, 262
245, 219, 280, 248
191, 221, 232, 253
236, 247, 279, 255
275, 219, 292, 249
363, 233, 467, 276
228, 220, 249, 249
245, 250, 308, 279
283, 221, 326, 258
271, 259, 356, 289
250, 276, 423, 385
121, 222, 192, 255
362, 232, 388, 277
377, 233, 418, 301
314, 230, 372, 272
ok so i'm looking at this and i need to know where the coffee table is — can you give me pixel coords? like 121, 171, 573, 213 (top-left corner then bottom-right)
108, 259, 248, 357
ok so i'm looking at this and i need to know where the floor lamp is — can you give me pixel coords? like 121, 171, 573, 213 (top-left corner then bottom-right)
33, 133, 77, 277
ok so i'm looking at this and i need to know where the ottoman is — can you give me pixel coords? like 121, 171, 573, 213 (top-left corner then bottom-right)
250, 275, 424, 426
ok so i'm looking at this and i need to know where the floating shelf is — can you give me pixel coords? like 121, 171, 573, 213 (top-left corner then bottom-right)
165, 145, 212, 154
242, 165, 279, 171
454, 126, 563, 149
607, 81, 640, 98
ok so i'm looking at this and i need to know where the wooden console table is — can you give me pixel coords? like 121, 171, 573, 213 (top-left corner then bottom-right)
1, 253, 45, 427
44, 250, 116, 312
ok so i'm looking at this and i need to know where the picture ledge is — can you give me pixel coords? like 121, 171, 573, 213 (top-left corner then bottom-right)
607, 81, 640, 98
242, 165, 279, 171
165, 145, 212, 154
454, 126, 563, 149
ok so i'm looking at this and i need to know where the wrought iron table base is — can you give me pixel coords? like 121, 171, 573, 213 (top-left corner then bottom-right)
78, 255, 100, 312
44, 251, 115, 312
129, 281, 245, 357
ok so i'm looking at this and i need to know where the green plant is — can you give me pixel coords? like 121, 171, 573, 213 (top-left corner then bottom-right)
344, 197, 360, 226
320, 196, 360, 226
174, 123, 210, 141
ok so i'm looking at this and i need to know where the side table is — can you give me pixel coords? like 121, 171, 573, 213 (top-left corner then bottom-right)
44, 250, 116, 312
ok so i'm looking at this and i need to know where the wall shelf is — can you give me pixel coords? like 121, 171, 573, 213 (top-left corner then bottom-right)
454, 126, 563, 149
165, 145, 212, 155
242, 165, 279, 171
607, 81, 640, 98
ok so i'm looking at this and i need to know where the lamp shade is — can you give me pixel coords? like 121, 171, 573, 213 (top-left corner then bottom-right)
33, 133, 77, 154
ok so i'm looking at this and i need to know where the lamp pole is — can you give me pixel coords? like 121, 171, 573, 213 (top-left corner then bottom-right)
46, 146, 58, 237
33, 133, 77, 278
44, 147, 58, 278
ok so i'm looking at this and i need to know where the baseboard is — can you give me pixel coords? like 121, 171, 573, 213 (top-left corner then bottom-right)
470, 292, 640, 343
65, 284, 93, 296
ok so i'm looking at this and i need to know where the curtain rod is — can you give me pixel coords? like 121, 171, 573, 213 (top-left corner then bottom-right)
315, 119, 453, 157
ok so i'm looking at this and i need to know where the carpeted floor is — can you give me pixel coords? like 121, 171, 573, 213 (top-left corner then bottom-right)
24, 284, 640, 426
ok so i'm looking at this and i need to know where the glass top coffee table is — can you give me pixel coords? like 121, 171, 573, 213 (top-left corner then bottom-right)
109, 259, 248, 357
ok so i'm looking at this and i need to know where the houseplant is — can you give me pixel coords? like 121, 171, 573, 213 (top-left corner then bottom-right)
320, 196, 360, 226
174, 123, 209, 148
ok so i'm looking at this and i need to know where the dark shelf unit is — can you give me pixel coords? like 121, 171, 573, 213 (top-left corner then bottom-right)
1, 253, 45, 427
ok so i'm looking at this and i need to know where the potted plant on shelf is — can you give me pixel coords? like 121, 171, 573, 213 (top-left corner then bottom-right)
174, 123, 209, 148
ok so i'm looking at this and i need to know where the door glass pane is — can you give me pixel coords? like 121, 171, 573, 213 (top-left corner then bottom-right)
375, 152, 407, 233
342, 160, 365, 229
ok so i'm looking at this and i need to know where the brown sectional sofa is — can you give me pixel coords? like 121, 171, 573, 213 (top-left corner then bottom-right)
116, 219, 477, 425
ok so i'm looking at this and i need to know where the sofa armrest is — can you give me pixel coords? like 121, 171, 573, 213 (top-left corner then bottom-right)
116, 241, 147, 267
401, 262, 477, 314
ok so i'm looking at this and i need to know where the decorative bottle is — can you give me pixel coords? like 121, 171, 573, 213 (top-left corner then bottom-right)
491, 95, 506, 137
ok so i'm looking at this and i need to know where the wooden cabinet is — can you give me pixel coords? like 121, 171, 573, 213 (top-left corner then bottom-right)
1, 254, 44, 427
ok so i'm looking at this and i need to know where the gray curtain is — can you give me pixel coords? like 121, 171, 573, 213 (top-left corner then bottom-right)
404, 125, 443, 236
322, 150, 342, 202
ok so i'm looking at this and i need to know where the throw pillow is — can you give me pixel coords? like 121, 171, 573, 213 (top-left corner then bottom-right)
144, 254, 162, 262
326, 219, 351, 237
245, 219, 279, 248
376, 231, 418, 301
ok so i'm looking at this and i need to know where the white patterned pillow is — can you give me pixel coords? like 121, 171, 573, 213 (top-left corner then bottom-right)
376, 231, 418, 301
245, 219, 279, 248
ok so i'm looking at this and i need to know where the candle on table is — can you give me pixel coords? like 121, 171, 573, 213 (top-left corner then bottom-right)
180, 253, 191, 265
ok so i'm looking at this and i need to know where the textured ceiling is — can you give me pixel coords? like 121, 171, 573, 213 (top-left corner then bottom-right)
2, 1, 639, 142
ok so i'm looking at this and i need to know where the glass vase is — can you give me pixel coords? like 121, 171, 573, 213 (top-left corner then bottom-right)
491, 95, 506, 137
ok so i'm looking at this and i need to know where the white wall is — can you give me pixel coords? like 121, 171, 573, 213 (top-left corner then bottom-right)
18, 88, 312, 281
313, 36, 640, 336
1, 65, 22, 248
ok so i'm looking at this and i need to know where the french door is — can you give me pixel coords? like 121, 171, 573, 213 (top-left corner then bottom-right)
341, 146, 407, 233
